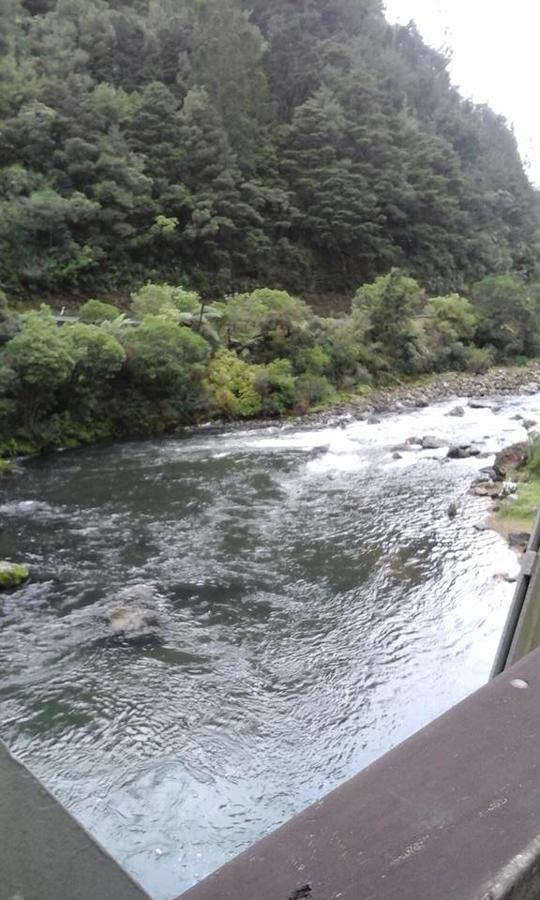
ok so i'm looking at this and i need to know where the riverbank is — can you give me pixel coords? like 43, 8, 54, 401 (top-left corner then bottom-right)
4, 361, 540, 468
490, 444, 540, 543
184, 361, 540, 439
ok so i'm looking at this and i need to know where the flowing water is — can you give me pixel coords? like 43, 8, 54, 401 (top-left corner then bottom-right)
1, 393, 539, 898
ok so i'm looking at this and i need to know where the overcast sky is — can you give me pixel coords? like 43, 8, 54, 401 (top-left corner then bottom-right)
383, 0, 540, 185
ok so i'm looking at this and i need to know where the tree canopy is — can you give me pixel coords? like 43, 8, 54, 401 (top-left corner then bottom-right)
0, 0, 537, 299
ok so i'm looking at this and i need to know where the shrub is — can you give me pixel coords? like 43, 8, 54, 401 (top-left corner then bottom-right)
254, 358, 296, 415
121, 316, 211, 402
130, 283, 179, 321
294, 373, 336, 412
222, 288, 312, 356
59, 323, 126, 409
205, 350, 262, 418
79, 299, 120, 324
470, 274, 538, 359
353, 269, 425, 373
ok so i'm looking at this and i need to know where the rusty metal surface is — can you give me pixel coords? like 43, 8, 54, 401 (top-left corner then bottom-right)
178, 648, 540, 900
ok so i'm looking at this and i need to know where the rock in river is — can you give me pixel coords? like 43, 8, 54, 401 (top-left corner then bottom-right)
101, 584, 163, 641
493, 442, 528, 479
0, 561, 29, 591
447, 444, 480, 460
421, 436, 447, 450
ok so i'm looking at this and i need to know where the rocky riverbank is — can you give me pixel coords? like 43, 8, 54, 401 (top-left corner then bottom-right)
183, 362, 540, 439
313, 362, 540, 426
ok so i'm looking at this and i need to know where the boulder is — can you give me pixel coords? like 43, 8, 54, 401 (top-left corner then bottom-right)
508, 532, 530, 552
367, 415, 381, 425
392, 452, 402, 460
493, 442, 528, 479
0, 561, 29, 591
480, 467, 497, 480
447, 501, 458, 519
447, 444, 480, 460
101, 584, 163, 641
471, 482, 504, 499
447, 406, 465, 418
523, 419, 537, 430
468, 399, 493, 410
421, 436, 447, 450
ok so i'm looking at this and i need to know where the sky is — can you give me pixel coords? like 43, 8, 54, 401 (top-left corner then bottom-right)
383, 0, 540, 185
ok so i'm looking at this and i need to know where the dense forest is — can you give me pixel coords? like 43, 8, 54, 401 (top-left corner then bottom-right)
1, 0, 540, 457
0, 0, 538, 299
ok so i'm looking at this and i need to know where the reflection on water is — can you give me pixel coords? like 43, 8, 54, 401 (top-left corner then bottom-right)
0, 394, 537, 898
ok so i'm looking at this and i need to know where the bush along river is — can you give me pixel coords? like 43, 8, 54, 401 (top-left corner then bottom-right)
1, 385, 540, 898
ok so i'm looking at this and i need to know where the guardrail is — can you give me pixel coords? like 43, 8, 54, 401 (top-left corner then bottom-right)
0, 739, 151, 900
491, 509, 540, 676
177, 646, 540, 900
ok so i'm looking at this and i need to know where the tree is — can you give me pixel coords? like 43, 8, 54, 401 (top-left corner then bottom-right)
59, 322, 126, 411
122, 316, 211, 401
353, 269, 425, 372
2, 306, 74, 427
471, 274, 539, 359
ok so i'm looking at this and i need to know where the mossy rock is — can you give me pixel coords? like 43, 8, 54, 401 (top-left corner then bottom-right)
0, 561, 29, 590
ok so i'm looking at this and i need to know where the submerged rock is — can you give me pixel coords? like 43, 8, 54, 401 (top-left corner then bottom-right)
447, 501, 458, 518
0, 561, 29, 591
468, 399, 493, 410
421, 436, 447, 450
100, 584, 163, 641
523, 419, 537, 430
447, 444, 480, 460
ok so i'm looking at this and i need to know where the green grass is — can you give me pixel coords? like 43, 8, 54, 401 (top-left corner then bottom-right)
499, 479, 540, 524
499, 437, 540, 528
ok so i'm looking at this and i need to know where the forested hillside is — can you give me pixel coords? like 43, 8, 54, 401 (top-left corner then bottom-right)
1, 0, 538, 300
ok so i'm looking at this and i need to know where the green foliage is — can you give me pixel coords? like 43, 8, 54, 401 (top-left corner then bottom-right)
499, 438, 540, 527
471, 275, 539, 360
131, 284, 180, 321
122, 316, 211, 400
4, 307, 73, 389
205, 349, 262, 418
223, 289, 312, 360
59, 323, 126, 409
354, 269, 425, 373
1, 0, 536, 298
294, 373, 336, 413
254, 358, 296, 415
79, 299, 120, 324
0, 265, 538, 456
422, 293, 481, 371
1, 305, 74, 429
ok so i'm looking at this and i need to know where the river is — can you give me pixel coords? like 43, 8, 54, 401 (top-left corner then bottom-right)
0, 392, 538, 898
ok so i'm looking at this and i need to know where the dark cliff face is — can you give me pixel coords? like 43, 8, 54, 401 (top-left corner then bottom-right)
0, 0, 537, 299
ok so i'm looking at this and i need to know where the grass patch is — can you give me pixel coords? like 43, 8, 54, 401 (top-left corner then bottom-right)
499, 479, 540, 525
498, 438, 540, 529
